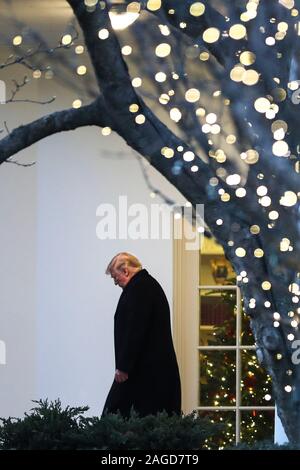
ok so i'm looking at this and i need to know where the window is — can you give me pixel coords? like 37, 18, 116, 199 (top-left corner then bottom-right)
197, 237, 275, 446
173, 223, 275, 446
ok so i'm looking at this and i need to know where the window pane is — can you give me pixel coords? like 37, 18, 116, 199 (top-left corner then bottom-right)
199, 289, 236, 346
197, 410, 235, 449
240, 410, 275, 443
199, 351, 236, 406
241, 350, 274, 406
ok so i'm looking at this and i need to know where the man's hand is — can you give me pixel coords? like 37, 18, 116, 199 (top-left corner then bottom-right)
115, 369, 128, 383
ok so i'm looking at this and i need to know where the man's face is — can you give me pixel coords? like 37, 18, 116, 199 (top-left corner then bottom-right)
110, 268, 129, 289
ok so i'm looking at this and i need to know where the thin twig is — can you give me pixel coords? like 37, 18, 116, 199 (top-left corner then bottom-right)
4, 159, 36, 167
4, 121, 10, 135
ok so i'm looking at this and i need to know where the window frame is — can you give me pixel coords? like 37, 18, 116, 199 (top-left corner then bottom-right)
198, 284, 275, 444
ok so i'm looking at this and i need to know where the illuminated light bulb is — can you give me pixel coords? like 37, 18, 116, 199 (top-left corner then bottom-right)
170, 108, 182, 122
155, 43, 171, 57
206, 113, 217, 124
72, 99, 82, 109
229, 24, 247, 39
264, 301, 271, 307
155, 72, 167, 82
132, 77, 142, 87
266, 109, 276, 120
235, 247, 246, 257
200, 51, 209, 61
203, 27, 220, 43
264, 394, 272, 401
226, 174, 241, 185
257, 185, 268, 196
147, 0, 161, 11
244, 149, 259, 164
159, 94, 170, 105
240, 51, 256, 65
284, 385, 292, 393
242, 69, 259, 86
33, 70, 42, 79
161, 147, 174, 158
221, 193, 230, 202
183, 151, 195, 162
273, 128, 285, 140
230, 66, 245, 82
75, 45, 84, 54
190, 2, 205, 16
250, 225, 260, 234
265, 36, 276, 45
191, 165, 199, 172
135, 114, 145, 124
202, 124, 211, 133
269, 211, 279, 220
280, 238, 290, 251
216, 219, 223, 225
129, 103, 139, 113
272, 120, 288, 133
273, 321, 280, 327
278, 21, 288, 31
254, 97, 270, 113
211, 124, 221, 134
13, 35, 22, 46
262, 281, 271, 290
77, 65, 87, 75
289, 283, 300, 295
102, 127, 111, 136
273, 312, 281, 320
159, 25, 170, 36
236, 188, 246, 197
272, 140, 289, 157
98, 29, 109, 39
61, 34, 73, 46
260, 196, 271, 207
185, 88, 200, 103
280, 191, 297, 207
287, 334, 295, 341
226, 134, 236, 144
122, 45, 132, 55
254, 248, 264, 258
291, 320, 298, 328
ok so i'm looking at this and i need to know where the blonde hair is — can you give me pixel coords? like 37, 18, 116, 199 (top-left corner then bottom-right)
105, 252, 142, 275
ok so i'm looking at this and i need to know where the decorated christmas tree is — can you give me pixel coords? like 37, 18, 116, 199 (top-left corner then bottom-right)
199, 284, 274, 447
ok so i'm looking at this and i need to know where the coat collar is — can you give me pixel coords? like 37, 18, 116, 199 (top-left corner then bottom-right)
123, 268, 148, 292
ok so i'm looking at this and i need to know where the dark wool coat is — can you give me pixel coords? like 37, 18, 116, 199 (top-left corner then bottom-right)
102, 269, 181, 418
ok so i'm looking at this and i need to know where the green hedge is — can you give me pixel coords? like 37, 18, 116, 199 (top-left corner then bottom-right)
1, 400, 298, 450
0, 399, 223, 450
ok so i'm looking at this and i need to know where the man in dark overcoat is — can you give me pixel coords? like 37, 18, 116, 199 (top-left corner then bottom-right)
102, 252, 181, 418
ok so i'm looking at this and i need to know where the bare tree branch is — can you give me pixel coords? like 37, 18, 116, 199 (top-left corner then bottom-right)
0, 97, 109, 163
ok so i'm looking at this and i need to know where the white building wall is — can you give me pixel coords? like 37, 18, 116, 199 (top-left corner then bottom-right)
0, 72, 185, 418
